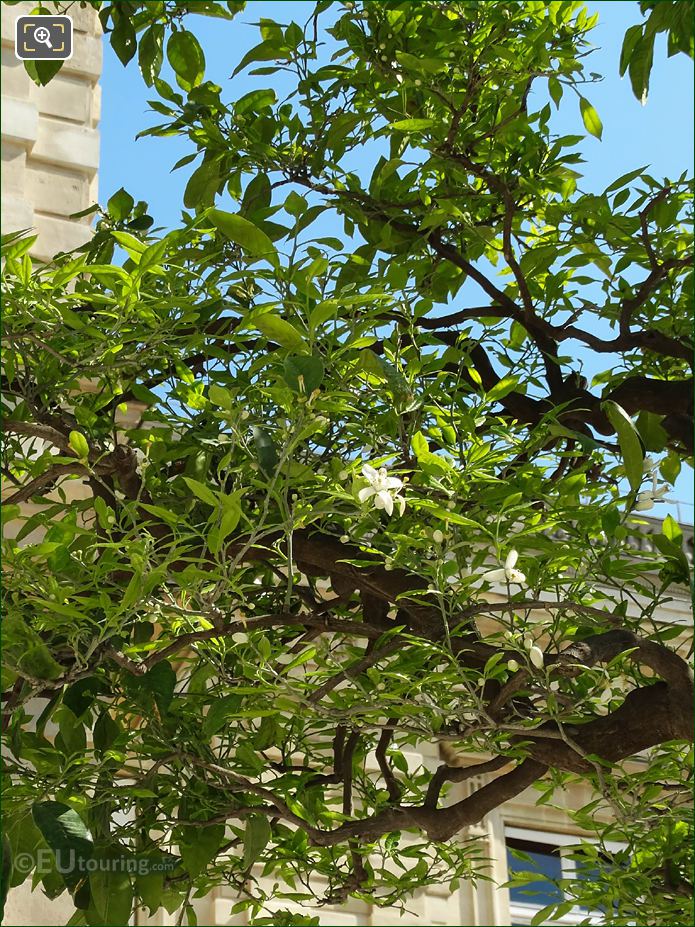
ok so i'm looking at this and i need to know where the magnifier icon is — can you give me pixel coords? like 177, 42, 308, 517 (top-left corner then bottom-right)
33, 25, 53, 48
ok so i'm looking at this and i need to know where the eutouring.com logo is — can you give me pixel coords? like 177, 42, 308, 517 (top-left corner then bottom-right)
13, 849, 177, 877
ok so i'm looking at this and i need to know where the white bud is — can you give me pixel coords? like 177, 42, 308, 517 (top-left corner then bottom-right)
433, 529, 444, 544
379, 42, 386, 49
381, 54, 388, 61
549, 680, 560, 692
415, 79, 422, 86
340, 534, 350, 544
231, 632, 248, 644
529, 646, 544, 669
240, 409, 250, 420
507, 659, 520, 673
338, 470, 349, 480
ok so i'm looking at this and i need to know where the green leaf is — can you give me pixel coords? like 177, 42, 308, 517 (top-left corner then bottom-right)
203, 694, 240, 736
93, 711, 120, 756
110, 10, 137, 66
605, 166, 647, 193
209, 209, 277, 262
487, 375, 520, 403
208, 384, 233, 409
390, 119, 435, 131
183, 477, 218, 507
579, 96, 603, 139
211, 492, 243, 552
602, 400, 644, 492
138, 24, 164, 87
662, 514, 682, 544
184, 159, 221, 210
283, 354, 324, 393
232, 40, 283, 76
142, 661, 177, 714
32, 801, 94, 892
252, 426, 279, 475
243, 815, 271, 868
107, 188, 134, 222
636, 411, 668, 453
90, 861, 133, 925
181, 825, 224, 878
660, 451, 681, 485
253, 314, 305, 350
23, 59, 63, 87
628, 33, 655, 104
548, 76, 563, 108
135, 868, 164, 916
63, 677, 106, 719
166, 29, 206, 90
69, 431, 90, 459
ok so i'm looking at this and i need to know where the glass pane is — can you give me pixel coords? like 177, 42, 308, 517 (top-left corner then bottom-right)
507, 837, 563, 907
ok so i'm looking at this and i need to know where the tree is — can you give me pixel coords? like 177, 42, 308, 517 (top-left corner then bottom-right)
2, 2, 693, 925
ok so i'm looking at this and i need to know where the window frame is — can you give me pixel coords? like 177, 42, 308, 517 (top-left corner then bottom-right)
504, 826, 625, 926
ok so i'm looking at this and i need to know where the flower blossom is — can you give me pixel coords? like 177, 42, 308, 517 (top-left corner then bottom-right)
482, 549, 526, 586
358, 464, 405, 517
635, 473, 669, 512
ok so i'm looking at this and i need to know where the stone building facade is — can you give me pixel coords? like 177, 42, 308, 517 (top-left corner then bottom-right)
1, 8, 692, 926
1, 1, 100, 261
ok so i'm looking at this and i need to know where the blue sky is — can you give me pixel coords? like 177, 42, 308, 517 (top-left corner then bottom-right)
98, 1, 694, 518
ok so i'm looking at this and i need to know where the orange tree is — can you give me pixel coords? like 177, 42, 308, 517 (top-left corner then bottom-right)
2, 2, 693, 925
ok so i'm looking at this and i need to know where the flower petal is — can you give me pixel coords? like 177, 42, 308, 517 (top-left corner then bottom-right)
383, 476, 403, 490
505, 549, 519, 571
358, 486, 376, 502
507, 569, 526, 585
482, 568, 506, 582
377, 490, 394, 516
362, 464, 379, 483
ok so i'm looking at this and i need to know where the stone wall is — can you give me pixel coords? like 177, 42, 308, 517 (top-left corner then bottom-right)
1, 1, 101, 261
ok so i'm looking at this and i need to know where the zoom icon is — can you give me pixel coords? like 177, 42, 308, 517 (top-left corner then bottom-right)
15, 15, 73, 61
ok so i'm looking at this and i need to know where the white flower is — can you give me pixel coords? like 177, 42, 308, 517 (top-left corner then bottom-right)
482, 549, 526, 585
529, 646, 544, 669
358, 463, 405, 517
635, 475, 669, 512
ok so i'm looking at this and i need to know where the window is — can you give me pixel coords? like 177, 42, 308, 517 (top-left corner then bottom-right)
505, 827, 623, 926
